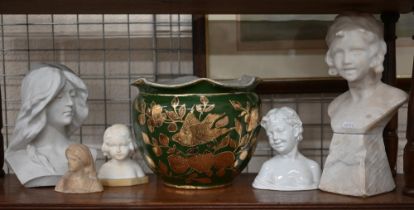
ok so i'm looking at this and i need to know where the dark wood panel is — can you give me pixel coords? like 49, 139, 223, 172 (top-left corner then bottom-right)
381, 12, 400, 176
0, 174, 414, 209
0, 0, 413, 14
255, 78, 411, 94
404, 57, 414, 195
193, 15, 207, 78
0, 83, 3, 177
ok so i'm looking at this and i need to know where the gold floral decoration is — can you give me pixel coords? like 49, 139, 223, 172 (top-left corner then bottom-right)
137, 95, 261, 183
172, 112, 230, 147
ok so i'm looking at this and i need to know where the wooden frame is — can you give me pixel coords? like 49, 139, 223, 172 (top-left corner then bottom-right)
236, 14, 414, 52
0, 0, 413, 14
0, 0, 413, 201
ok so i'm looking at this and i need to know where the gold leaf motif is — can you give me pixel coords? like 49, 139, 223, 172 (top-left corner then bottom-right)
145, 155, 156, 170
168, 155, 190, 174
178, 104, 186, 118
230, 100, 242, 110
200, 95, 209, 105
166, 111, 179, 121
229, 139, 237, 149
204, 104, 215, 113
152, 137, 159, 146
235, 118, 242, 137
244, 114, 249, 123
159, 133, 169, 146
171, 97, 179, 108
233, 159, 240, 168
215, 116, 229, 128
168, 123, 178, 132
239, 111, 247, 117
140, 100, 146, 110
167, 145, 176, 155
216, 135, 230, 150
153, 146, 162, 157
239, 150, 248, 160
147, 119, 155, 133
239, 135, 249, 148
134, 100, 140, 111
138, 114, 146, 125
195, 104, 203, 113
251, 136, 258, 145
142, 132, 150, 144
247, 107, 259, 132
172, 113, 230, 146
151, 104, 165, 126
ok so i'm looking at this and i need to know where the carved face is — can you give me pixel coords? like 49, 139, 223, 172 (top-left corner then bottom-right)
329, 30, 375, 83
105, 136, 131, 161
67, 153, 83, 172
267, 119, 297, 154
46, 81, 76, 129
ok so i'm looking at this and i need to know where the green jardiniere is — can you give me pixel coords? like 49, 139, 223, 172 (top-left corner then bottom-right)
132, 76, 261, 189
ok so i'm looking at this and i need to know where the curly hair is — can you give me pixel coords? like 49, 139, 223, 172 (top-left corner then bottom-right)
325, 13, 386, 76
260, 107, 303, 142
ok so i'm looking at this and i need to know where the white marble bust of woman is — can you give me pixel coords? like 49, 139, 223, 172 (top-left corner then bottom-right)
5, 64, 91, 187
98, 124, 148, 186
319, 13, 408, 197
252, 107, 321, 191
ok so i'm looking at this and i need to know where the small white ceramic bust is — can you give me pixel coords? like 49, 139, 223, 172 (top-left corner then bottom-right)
5, 64, 96, 187
319, 13, 408, 197
98, 124, 148, 186
55, 144, 103, 193
252, 107, 321, 191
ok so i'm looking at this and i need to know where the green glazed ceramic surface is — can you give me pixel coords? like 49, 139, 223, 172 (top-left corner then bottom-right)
132, 76, 261, 189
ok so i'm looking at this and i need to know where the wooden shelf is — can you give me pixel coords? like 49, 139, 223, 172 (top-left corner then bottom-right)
1, 174, 414, 209
0, 0, 412, 14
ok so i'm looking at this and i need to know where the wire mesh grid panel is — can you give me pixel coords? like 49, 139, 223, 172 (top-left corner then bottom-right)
0, 14, 193, 173
0, 14, 409, 175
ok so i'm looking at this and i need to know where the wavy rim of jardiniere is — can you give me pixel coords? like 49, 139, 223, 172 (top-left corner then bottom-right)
131, 75, 261, 90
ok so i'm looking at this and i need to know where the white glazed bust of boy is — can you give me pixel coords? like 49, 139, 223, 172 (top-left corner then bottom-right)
252, 107, 321, 191
98, 124, 148, 186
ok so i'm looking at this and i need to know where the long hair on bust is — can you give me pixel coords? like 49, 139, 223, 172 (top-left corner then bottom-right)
7, 64, 88, 152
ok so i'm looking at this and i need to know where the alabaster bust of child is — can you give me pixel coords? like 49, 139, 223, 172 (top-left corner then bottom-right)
5, 64, 94, 187
55, 144, 103, 193
98, 124, 148, 186
319, 13, 407, 197
252, 107, 321, 191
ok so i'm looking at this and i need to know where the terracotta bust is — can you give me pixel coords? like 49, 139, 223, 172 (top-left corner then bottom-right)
5, 64, 95, 187
55, 144, 103, 193
319, 13, 408, 197
98, 124, 148, 186
253, 107, 321, 191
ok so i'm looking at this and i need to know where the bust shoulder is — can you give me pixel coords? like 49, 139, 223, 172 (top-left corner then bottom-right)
329, 83, 407, 133
328, 91, 349, 118
377, 83, 407, 108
